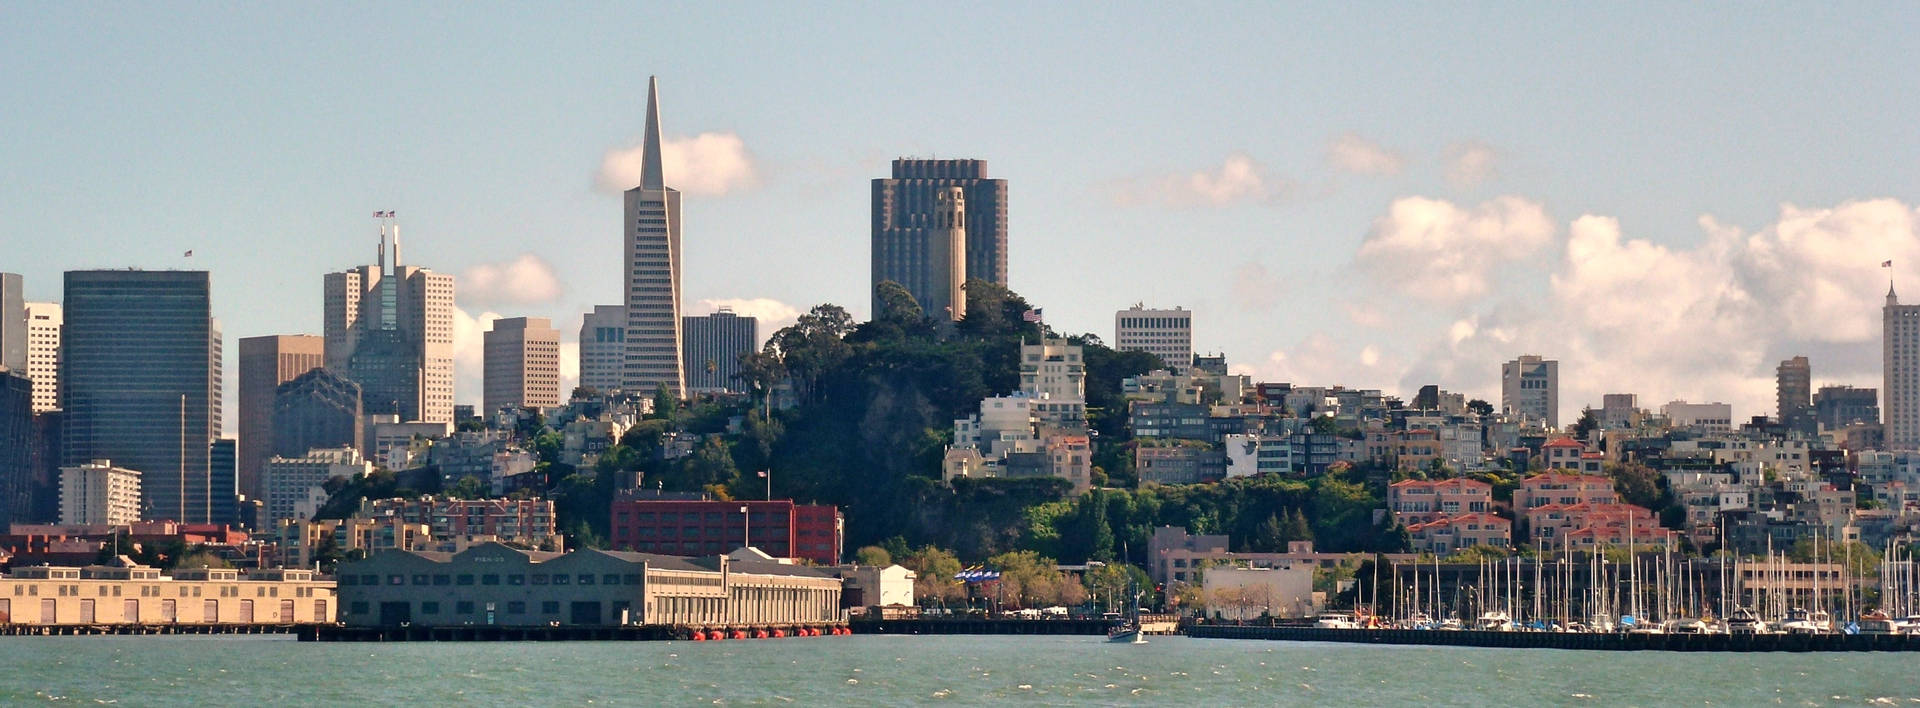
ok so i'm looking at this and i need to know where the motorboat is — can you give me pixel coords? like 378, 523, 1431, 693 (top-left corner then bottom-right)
1724, 607, 1768, 635
1857, 610, 1902, 636
1779, 608, 1832, 635
1107, 589, 1148, 644
1583, 612, 1615, 633
1661, 618, 1709, 634
1473, 611, 1514, 632
1435, 617, 1464, 631
1313, 612, 1358, 630
1396, 612, 1435, 630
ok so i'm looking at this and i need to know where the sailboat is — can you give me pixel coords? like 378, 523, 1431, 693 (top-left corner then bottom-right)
1107, 589, 1147, 644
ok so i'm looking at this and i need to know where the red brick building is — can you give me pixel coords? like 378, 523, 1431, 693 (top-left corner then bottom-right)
609, 496, 844, 565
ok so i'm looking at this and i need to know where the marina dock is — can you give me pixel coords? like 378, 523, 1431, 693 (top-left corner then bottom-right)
1188, 625, 1920, 651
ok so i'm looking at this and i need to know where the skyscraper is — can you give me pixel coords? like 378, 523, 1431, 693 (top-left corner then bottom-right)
1776, 355, 1813, 434
1885, 286, 1920, 449
1501, 354, 1559, 430
323, 219, 454, 424
272, 368, 363, 460
621, 77, 686, 398
0, 372, 32, 527
237, 335, 325, 502
24, 302, 59, 413
0, 273, 24, 373
682, 308, 757, 393
208, 438, 240, 527
871, 159, 1009, 318
62, 270, 221, 523
1115, 305, 1194, 370
578, 305, 626, 394
484, 317, 561, 413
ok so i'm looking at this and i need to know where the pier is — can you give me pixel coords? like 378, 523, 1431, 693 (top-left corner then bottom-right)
1187, 625, 1920, 652
851, 617, 1120, 636
0, 623, 300, 637
300, 623, 851, 642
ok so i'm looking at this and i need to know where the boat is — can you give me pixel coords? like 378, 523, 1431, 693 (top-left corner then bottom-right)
1397, 612, 1435, 630
1583, 612, 1615, 634
1778, 608, 1831, 635
1313, 612, 1358, 630
1661, 617, 1709, 634
1723, 606, 1768, 635
1472, 611, 1513, 632
1857, 610, 1902, 636
1435, 617, 1464, 631
1107, 589, 1147, 644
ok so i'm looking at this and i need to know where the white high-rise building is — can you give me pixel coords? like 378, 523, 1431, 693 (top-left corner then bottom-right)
263, 447, 371, 526
578, 305, 626, 394
621, 76, 686, 398
59, 459, 141, 526
1886, 285, 1920, 449
323, 219, 455, 424
1020, 338, 1087, 430
484, 317, 562, 413
24, 301, 59, 412
1501, 355, 1559, 430
1115, 305, 1192, 370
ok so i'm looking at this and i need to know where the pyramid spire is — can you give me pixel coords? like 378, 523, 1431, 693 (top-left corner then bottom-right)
641, 75, 665, 190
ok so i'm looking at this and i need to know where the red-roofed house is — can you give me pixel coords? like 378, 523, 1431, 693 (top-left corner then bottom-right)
1407, 513, 1511, 555
1387, 478, 1493, 526
1514, 472, 1618, 511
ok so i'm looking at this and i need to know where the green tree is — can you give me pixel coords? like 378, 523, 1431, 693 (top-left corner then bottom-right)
447, 474, 489, 499
1571, 407, 1600, 440
650, 384, 677, 420
853, 545, 892, 567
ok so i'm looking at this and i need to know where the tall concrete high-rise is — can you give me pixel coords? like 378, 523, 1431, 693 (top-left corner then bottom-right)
484, 317, 561, 413
0, 273, 23, 373
237, 335, 325, 502
621, 77, 687, 398
1115, 305, 1194, 370
682, 308, 757, 393
272, 368, 363, 460
1886, 285, 1920, 449
1776, 355, 1813, 434
24, 302, 59, 412
323, 219, 454, 424
578, 305, 626, 394
62, 270, 221, 523
871, 159, 1009, 318
1501, 354, 1559, 430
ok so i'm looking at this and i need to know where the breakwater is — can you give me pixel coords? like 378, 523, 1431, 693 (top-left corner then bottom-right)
851, 617, 1117, 636
1188, 625, 1920, 651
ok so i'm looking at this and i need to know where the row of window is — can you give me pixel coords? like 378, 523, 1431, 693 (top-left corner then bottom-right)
342, 573, 641, 587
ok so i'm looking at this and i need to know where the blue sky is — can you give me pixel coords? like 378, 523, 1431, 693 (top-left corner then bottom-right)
5, 3, 1918, 423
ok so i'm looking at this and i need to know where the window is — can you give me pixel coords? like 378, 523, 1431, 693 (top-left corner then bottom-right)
603, 574, 620, 586
359, 574, 377, 586
456, 601, 474, 615
532, 574, 549, 586
482, 575, 500, 586
553, 574, 569, 585
623, 574, 641, 585
579, 574, 595, 586
389, 575, 404, 586
456, 575, 475, 586
509, 575, 525, 586
350, 601, 369, 615
507, 601, 526, 614
421, 601, 440, 615
542, 601, 560, 614
413, 574, 429, 585
433, 575, 451, 586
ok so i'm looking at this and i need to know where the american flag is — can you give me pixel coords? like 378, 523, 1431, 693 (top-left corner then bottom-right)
1885, 260, 1895, 268
757, 470, 768, 478
373, 210, 395, 218
1021, 308, 1043, 323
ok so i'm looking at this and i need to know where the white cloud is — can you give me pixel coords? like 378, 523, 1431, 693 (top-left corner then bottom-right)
1110, 154, 1283, 208
558, 340, 579, 398
458, 253, 563, 307
597, 132, 758, 196
1355, 195, 1556, 303
1327, 134, 1406, 176
1444, 140, 1499, 189
1253, 198, 1920, 425
1230, 262, 1281, 311
696, 298, 800, 347
452, 308, 503, 407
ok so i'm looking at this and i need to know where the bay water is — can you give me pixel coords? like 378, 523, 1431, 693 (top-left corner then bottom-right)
1, 634, 1914, 705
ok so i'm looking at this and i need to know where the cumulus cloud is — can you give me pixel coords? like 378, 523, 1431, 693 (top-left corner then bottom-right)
1110, 154, 1284, 208
1326, 134, 1406, 176
452, 308, 503, 407
458, 254, 563, 306
597, 132, 757, 196
1253, 198, 1920, 425
1355, 195, 1556, 303
1444, 140, 1499, 189
697, 298, 800, 347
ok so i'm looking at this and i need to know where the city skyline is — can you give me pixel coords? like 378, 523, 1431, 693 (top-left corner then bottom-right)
4, 6, 1919, 425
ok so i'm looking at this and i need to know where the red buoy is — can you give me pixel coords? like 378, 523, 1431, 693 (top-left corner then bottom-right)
690, 631, 706, 641
732, 630, 748, 640
772, 629, 786, 638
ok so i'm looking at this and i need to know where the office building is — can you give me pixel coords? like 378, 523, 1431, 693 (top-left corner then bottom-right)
357, 496, 561, 551
323, 221, 454, 425
1813, 385, 1879, 431
1, 373, 31, 527
272, 368, 364, 461
1114, 305, 1193, 369
63, 270, 220, 523
579, 305, 626, 394
609, 496, 843, 565
1777, 356, 1813, 434
1886, 286, 1920, 449
24, 302, 59, 412
0, 273, 23, 372
621, 77, 687, 398
682, 309, 757, 393
263, 447, 371, 526
483, 317, 561, 414
1661, 400, 1735, 433
871, 159, 1009, 319
237, 335, 325, 502
208, 438, 240, 527
1020, 337, 1086, 430
1600, 393, 1639, 430
59, 460, 141, 525
1501, 355, 1559, 429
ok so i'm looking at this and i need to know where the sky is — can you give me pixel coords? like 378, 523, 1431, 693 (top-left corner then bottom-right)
4, 3, 1919, 430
